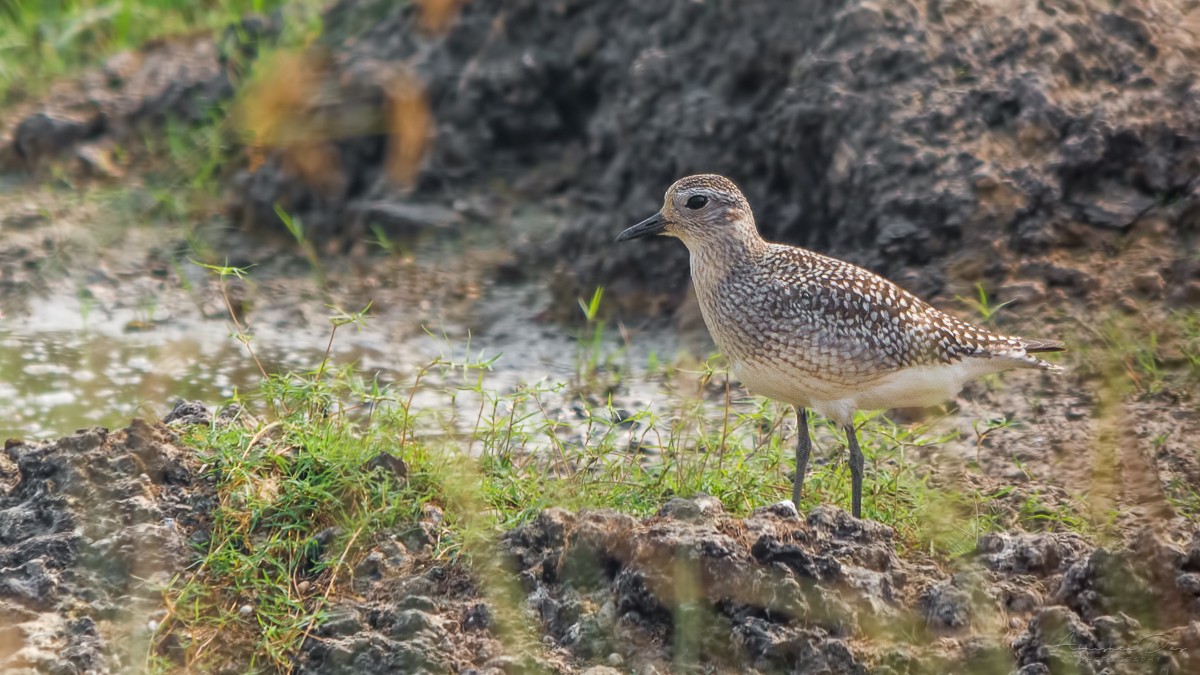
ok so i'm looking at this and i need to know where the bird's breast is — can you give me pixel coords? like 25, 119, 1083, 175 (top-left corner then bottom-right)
692, 271, 768, 360
729, 358, 859, 407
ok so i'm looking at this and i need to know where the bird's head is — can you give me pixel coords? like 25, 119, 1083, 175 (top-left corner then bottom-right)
617, 174, 761, 251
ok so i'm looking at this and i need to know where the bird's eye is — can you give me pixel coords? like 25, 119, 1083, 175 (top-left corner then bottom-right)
685, 195, 708, 210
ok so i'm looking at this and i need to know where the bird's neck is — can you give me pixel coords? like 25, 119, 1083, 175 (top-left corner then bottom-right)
687, 230, 767, 276
687, 236, 767, 303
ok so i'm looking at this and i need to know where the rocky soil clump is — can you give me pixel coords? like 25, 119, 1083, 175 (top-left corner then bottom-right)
280, 494, 1200, 673
493, 498, 1200, 674
0, 407, 1197, 672
0, 418, 211, 673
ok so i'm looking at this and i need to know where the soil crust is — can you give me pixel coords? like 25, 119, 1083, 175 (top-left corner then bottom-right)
1, 408, 1197, 673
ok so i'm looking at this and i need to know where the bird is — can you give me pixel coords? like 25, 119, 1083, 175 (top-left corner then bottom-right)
616, 174, 1064, 519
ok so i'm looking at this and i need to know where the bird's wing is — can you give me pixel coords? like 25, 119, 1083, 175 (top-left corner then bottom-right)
755, 246, 1055, 375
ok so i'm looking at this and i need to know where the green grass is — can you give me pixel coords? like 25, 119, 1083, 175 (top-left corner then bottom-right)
144, 110, 234, 217
144, 275, 1098, 670
1, 0, 335, 277
0, 0, 325, 277
0, 0, 299, 103
956, 283, 1012, 326
1167, 478, 1200, 520
1078, 308, 1200, 396
1172, 308, 1200, 377
158, 369, 439, 670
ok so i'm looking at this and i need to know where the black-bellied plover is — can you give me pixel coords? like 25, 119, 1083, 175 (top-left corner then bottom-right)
617, 174, 1064, 519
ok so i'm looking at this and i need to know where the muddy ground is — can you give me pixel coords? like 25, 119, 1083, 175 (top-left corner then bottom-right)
0, 411, 1197, 674
1, 0, 1199, 673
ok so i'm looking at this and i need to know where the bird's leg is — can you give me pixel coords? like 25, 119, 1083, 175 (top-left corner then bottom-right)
793, 407, 811, 507
845, 423, 864, 518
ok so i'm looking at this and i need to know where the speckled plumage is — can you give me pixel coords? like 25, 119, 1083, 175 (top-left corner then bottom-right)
694, 238, 1062, 423
618, 174, 1065, 518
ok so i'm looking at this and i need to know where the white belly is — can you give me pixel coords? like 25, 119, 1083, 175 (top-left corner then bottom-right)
731, 357, 1008, 427
852, 360, 1002, 410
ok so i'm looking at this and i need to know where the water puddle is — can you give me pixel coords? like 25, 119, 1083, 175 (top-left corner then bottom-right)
0, 184, 711, 442
0, 284, 689, 441
0, 329, 262, 438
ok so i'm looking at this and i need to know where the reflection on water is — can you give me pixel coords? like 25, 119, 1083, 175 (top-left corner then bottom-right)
0, 195, 695, 442
0, 304, 685, 442
0, 330, 296, 439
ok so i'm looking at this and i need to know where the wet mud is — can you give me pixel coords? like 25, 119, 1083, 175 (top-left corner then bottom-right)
2, 416, 1197, 673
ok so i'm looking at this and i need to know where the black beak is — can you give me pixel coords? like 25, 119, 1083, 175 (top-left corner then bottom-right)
616, 212, 666, 241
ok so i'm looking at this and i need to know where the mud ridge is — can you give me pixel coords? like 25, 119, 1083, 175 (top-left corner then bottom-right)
0, 416, 211, 672
2, 409, 1197, 673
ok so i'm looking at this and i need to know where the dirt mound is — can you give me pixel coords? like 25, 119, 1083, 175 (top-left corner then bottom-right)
0, 419, 209, 673
0, 24, 259, 176
220, 0, 1200, 314
1, 410, 1196, 673
495, 499, 1199, 674
290, 495, 1200, 673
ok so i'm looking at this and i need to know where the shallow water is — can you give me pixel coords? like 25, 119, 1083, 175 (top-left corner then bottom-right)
0, 329, 259, 438
0, 284, 684, 441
